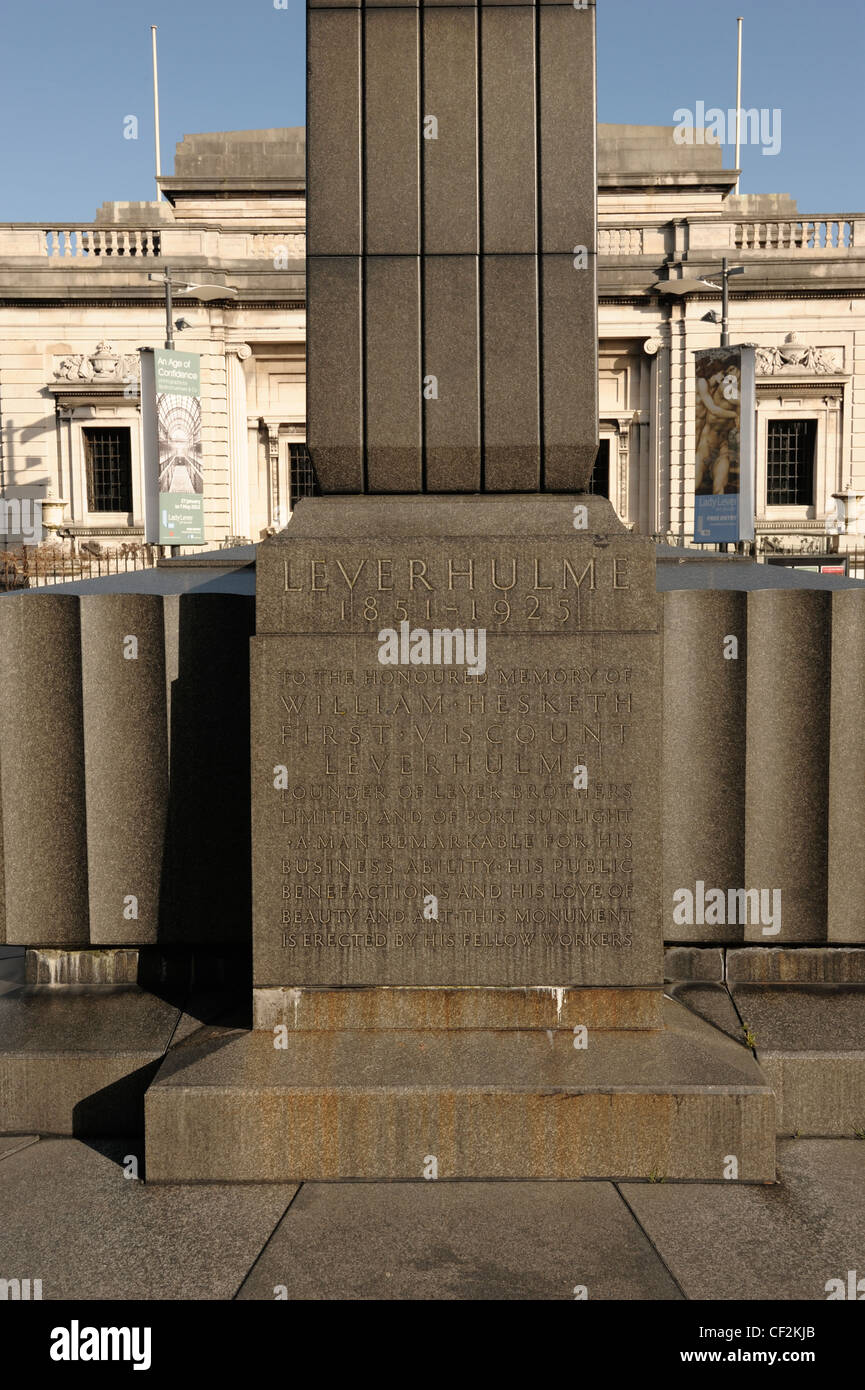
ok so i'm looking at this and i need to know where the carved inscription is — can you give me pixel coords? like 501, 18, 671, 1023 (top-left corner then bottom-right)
258, 541, 658, 637
253, 626, 661, 986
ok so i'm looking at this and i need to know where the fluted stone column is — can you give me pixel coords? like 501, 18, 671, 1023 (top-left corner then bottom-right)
0, 595, 89, 945
828, 589, 865, 941
663, 591, 747, 942
80, 596, 169, 945
745, 591, 831, 943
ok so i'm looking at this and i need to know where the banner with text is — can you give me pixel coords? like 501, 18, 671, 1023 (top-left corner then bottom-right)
142, 347, 204, 546
693, 345, 756, 544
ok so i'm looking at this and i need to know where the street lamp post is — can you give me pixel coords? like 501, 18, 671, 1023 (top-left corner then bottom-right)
145, 273, 239, 553
147, 271, 238, 350
718, 257, 746, 347
653, 264, 748, 552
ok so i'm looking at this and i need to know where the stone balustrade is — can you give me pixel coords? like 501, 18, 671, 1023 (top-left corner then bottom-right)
734, 218, 856, 251
0, 216, 860, 266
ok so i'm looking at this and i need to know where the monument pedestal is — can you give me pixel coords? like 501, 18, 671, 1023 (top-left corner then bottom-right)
145, 993, 774, 1182
143, 497, 775, 1182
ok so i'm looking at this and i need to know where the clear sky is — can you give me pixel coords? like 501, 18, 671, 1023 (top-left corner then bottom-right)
1, 0, 862, 223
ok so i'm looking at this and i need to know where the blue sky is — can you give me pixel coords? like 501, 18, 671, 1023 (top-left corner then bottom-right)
1, 0, 862, 222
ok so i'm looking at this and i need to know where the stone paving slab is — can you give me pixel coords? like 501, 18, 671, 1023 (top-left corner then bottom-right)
620, 1139, 865, 1301
0, 1134, 38, 1161
0, 1137, 862, 1300
0, 1138, 296, 1300
236, 1181, 683, 1301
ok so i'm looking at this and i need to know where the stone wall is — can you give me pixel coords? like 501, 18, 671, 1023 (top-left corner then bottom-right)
0, 586, 859, 948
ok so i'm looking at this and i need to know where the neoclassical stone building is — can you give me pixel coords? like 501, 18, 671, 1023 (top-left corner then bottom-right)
0, 125, 862, 555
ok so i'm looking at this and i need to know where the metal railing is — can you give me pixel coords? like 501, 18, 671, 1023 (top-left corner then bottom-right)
0, 544, 160, 591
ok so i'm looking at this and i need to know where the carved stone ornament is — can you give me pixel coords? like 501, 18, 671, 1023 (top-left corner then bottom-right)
756, 334, 842, 375
54, 343, 139, 383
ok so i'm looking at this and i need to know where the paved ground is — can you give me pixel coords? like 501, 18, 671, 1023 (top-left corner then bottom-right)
0, 1135, 862, 1300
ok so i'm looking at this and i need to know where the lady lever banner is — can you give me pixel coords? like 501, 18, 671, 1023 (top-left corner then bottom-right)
141, 347, 205, 546
693, 345, 757, 545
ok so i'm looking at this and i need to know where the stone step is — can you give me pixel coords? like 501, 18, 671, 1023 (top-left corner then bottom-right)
253, 984, 662, 1032
0, 985, 182, 1136
145, 997, 775, 1182
731, 984, 865, 1138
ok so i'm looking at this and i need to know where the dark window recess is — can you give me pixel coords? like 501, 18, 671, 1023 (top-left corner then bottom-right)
83, 427, 133, 512
766, 419, 816, 506
289, 442, 318, 510
588, 439, 610, 498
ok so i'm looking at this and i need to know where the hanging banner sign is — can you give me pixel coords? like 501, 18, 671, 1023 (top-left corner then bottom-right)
693, 345, 756, 544
141, 347, 205, 546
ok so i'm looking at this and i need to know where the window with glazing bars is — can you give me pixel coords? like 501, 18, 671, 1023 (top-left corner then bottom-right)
289, 442, 317, 510
588, 439, 610, 498
766, 419, 817, 506
83, 427, 133, 512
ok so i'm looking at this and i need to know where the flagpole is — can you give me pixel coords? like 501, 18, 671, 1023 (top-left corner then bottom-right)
151, 25, 163, 202
734, 17, 743, 193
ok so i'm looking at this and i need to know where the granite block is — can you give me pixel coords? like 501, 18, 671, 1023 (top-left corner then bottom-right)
0, 985, 182, 1135
236, 1180, 680, 1301
726, 947, 865, 984
423, 255, 481, 491
663, 591, 747, 943
664, 946, 726, 983
480, 5, 537, 253
364, 6, 420, 254
365, 256, 422, 491
251, 498, 661, 989
26, 948, 141, 986
145, 998, 774, 1182
745, 592, 831, 942
307, 7, 363, 256
80, 596, 168, 946
730, 983, 865, 1136
422, 6, 479, 254
306, 255, 364, 493
0, 596, 89, 946
482, 255, 540, 489
253, 984, 662, 1032
828, 590, 865, 941
664, 982, 744, 1043
538, 3, 597, 254
540, 251, 598, 491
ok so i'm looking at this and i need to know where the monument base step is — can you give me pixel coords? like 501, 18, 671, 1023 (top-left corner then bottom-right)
731, 984, 865, 1137
144, 997, 776, 1182
253, 984, 662, 1032
0, 984, 183, 1136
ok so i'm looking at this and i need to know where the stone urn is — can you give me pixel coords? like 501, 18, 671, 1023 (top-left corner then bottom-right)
40, 489, 68, 536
